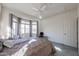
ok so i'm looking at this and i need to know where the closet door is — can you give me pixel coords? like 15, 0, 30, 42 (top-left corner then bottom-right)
63, 16, 77, 48
63, 19, 72, 46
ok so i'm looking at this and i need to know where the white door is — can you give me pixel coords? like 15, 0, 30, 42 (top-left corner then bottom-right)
63, 17, 77, 47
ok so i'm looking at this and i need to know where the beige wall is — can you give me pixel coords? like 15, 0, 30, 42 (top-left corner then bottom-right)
0, 6, 40, 39
40, 9, 77, 48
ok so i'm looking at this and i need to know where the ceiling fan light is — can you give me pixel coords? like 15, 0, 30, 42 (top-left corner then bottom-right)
39, 16, 42, 19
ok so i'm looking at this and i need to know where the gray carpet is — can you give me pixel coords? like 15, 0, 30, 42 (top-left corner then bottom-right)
53, 42, 78, 56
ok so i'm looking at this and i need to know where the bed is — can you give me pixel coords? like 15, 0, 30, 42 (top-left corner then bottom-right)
0, 37, 56, 56
25, 37, 56, 56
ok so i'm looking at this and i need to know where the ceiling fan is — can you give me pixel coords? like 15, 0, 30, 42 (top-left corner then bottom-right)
32, 3, 47, 12
32, 3, 47, 19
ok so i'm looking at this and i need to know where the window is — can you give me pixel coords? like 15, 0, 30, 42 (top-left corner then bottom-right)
20, 20, 30, 37
11, 16, 18, 38
32, 21, 37, 37
10, 14, 38, 38
20, 23, 25, 34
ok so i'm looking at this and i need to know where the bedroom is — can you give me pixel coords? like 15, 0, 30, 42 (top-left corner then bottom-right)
0, 3, 79, 56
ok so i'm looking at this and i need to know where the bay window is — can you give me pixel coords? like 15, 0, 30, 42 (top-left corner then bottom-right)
10, 14, 38, 38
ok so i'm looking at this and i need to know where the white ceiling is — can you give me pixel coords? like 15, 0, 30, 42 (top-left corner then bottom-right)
2, 3, 77, 19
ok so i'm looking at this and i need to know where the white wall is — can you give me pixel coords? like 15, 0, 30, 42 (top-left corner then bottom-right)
0, 5, 1, 38
40, 9, 77, 48
0, 6, 40, 39
0, 4, 1, 18
77, 4, 79, 54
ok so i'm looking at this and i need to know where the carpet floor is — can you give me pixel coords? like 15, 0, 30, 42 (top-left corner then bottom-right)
53, 42, 78, 56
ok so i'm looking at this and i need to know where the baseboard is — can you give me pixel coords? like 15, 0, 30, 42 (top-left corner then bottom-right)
51, 41, 77, 49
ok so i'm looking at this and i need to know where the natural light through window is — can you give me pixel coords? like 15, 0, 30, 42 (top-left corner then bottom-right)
28, 39, 37, 44
55, 46, 62, 52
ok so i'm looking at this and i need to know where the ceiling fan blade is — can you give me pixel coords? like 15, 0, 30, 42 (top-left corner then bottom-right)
40, 3, 47, 11
32, 7, 39, 11
32, 4, 47, 12
40, 5, 47, 11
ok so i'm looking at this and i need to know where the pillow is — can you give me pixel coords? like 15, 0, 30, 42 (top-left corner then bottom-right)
3, 40, 15, 48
